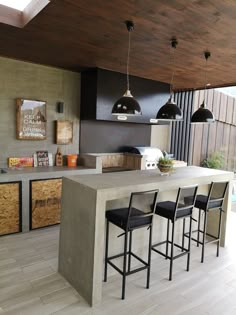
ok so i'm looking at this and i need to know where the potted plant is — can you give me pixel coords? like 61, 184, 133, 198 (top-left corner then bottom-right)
158, 156, 174, 174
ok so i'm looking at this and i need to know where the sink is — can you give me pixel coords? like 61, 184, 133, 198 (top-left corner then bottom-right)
0, 169, 7, 174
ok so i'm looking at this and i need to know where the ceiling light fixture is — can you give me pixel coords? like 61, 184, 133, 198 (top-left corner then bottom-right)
156, 38, 183, 121
111, 21, 142, 116
191, 51, 215, 124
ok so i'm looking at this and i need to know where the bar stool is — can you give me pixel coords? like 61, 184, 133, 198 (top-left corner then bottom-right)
104, 189, 159, 300
152, 185, 198, 281
183, 181, 229, 263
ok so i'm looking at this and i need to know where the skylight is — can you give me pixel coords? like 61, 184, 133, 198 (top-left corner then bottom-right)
0, 0, 33, 11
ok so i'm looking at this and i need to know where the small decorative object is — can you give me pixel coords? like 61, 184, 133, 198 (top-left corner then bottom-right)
16, 99, 47, 140
8, 157, 33, 168
56, 120, 73, 144
67, 154, 77, 167
33, 151, 53, 167
55, 147, 63, 166
158, 156, 174, 175
36, 151, 49, 166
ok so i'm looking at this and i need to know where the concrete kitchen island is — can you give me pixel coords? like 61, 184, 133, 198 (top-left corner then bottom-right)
58, 166, 234, 306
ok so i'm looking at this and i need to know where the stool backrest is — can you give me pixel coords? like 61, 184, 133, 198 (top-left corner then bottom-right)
127, 189, 159, 229
175, 185, 198, 218
207, 181, 229, 209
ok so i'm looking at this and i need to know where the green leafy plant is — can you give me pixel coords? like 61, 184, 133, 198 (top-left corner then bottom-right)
158, 157, 174, 166
201, 151, 224, 169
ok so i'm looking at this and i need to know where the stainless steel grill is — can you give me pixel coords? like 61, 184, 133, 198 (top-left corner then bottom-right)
125, 146, 163, 170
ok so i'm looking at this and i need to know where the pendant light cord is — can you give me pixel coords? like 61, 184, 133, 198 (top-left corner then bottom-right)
204, 55, 207, 102
170, 38, 177, 97
170, 47, 175, 96
203, 51, 210, 107
127, 29, 131, 91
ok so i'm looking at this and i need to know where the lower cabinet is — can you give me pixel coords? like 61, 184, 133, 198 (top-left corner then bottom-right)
0, 181, 22, 236
30, 178, 62, 229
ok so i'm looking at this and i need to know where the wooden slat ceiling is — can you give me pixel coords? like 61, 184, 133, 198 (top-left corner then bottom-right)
0, 0, 236, 90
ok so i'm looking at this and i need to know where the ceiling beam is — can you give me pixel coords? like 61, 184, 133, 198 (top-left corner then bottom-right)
0, 5, 22, 28
0, 0, 51, 28
22, 0, 51, 27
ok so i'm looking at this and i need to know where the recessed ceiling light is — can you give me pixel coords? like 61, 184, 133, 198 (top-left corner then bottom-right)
0, 0, 32, 11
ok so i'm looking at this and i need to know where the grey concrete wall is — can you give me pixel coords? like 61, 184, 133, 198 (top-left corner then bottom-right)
0, 56, 80, 167
150, 124, 171, 152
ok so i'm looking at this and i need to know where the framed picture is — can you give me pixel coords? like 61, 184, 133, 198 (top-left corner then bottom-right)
56, 120, 73, 144
16, 99, 47, 140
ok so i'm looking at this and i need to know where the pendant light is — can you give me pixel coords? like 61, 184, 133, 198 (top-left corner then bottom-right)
191, 51, 215, 124
111, 21, 142, 116
156, 38, 183, 121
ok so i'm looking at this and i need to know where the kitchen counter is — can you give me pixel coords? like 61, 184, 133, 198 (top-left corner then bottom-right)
58, 166, 234, 306
0, 165, 99, 182
0, 153, 101, 232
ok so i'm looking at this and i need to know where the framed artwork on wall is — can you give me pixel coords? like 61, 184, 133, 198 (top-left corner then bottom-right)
55, 120, 73, 144
16, 99, 47, 140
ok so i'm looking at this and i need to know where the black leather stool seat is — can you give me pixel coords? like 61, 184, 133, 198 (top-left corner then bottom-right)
185, 195, 223, 211
155, 201, 192, 221
106, 207, 152, 230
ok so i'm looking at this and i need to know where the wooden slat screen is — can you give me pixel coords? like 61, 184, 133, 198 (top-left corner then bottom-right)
170, 90, 194, 164
191, 89, 236, 171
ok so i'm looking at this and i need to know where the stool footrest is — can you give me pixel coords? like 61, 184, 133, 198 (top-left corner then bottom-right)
106, 251, 149, 277
184, 231, 219, 245
152, 240, 189, 261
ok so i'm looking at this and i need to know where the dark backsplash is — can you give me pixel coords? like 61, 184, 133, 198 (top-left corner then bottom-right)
80, 120, 151, 153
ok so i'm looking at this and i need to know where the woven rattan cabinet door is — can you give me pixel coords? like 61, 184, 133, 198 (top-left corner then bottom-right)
30, 178, 62, 229
0, 182, 21, 235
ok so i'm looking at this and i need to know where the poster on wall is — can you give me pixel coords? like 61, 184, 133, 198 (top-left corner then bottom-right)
55, 120, 73, 144
16, 99, 47, 140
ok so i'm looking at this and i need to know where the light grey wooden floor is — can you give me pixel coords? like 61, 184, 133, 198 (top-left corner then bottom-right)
0, 213, 236, 315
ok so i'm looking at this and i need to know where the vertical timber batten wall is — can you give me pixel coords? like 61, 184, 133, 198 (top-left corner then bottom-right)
170, 90, 194, 164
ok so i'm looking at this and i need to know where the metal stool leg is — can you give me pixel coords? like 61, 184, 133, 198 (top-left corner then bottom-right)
166, 219, 170, 259
146, 225, 153, 289
217, 208, 223, 257
182, 218, 185, 251
187, 216, 193, 271
122, 231, 128, 300
104, 219, 109, 282
197, 209, 201, 247
201, 210, 208, 263
128, 230, 132, 272
169, 220, 175, 281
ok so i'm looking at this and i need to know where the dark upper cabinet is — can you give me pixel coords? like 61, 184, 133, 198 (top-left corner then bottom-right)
80, 68, 170, 124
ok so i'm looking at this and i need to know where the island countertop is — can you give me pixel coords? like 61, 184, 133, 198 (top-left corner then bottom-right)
59, 166, 234, 306
64, 166, 234, 193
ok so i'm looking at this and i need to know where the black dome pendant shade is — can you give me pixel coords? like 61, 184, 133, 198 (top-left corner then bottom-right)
191, 52, 215, 124
112, 90, 141, 115
111, 21, 142, 116
191, 101, 215, 124
156, 38, 183, 121
156, 96, 183, 121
